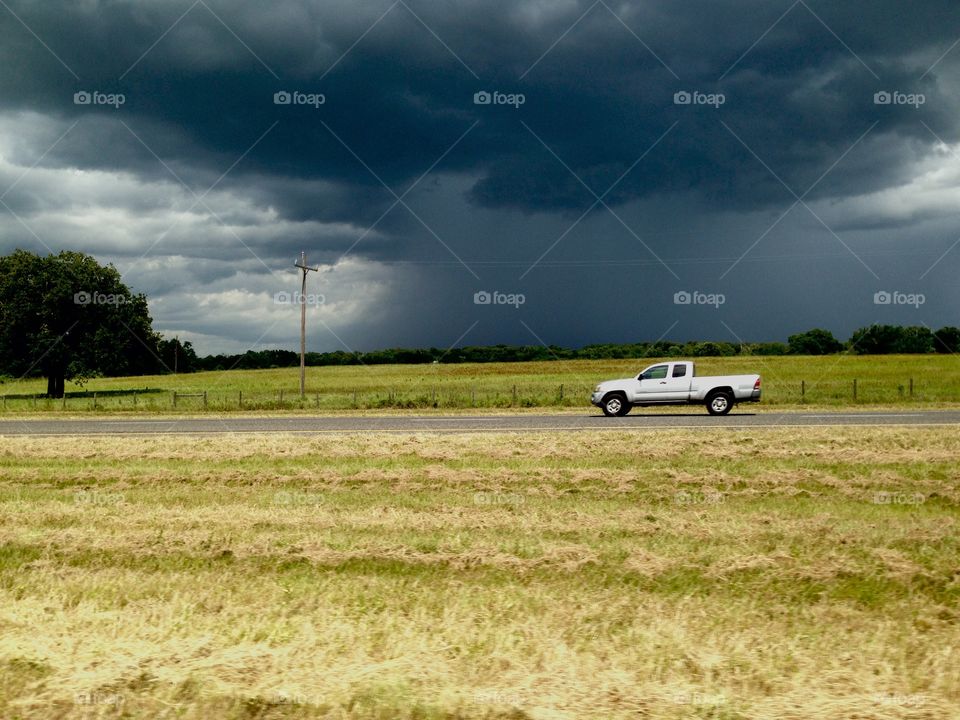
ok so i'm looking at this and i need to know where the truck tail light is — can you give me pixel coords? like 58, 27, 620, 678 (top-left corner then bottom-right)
754, 378, 761, 390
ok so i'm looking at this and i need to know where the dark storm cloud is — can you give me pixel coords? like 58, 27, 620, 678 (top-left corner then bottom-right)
2, 0, 960, 353
3, 0, 959, 222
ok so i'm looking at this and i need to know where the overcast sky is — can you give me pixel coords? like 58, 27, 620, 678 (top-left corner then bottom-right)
1, 0, 959, 354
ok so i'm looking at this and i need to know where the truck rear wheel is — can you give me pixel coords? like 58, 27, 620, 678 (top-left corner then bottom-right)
706, 391, 733, 416
602, 393, 631, 417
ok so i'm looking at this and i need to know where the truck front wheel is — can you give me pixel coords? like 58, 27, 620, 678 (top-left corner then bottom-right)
706, 391, 734, 416
602, 393, 631, 417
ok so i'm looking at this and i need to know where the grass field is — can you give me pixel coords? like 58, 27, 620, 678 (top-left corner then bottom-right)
1, 427, 958, 718
2, 354, 960, 413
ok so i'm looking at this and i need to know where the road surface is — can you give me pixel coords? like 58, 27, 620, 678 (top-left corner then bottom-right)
1, 410, 958, 435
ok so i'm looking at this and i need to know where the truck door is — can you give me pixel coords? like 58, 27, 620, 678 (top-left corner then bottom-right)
661, 362, 692, 400
633, 364, 670, 402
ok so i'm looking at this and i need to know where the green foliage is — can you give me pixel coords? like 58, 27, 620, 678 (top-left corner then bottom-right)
0, 249, 161, 395
849, 325, 934, 354
933, 326, 960, 354
788, 328, 843, 355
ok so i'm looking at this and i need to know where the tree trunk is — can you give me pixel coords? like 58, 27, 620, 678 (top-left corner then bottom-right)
46, 374, 65, 398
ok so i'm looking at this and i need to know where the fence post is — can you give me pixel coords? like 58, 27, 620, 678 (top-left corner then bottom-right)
316, 392, 320, 407
432, 387, 436, 405
2, 395, 4, 409
133, 391, 137, 407
909, 378, 914, 397
173, 391, 177, 408
559, 384, 564, 401
512, 385, 517, 405
801, 380, 805, 399
471, 387, 476, 406
33, 395, 37, 408
203, 391, 207, 409
853, 379, 857, 400
239, 390, 243, 408
92, 392, 97, 410
62, 394, 67, 410
352, 390, 357, 407
279, 389, 284, 405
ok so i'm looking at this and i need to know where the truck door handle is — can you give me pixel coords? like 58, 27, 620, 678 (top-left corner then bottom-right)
659, 381, 667, 384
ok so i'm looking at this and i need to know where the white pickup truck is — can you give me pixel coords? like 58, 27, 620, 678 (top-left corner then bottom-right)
591, 361, 761, 416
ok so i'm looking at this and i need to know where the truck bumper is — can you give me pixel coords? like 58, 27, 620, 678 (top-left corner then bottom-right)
590, 391, 603, 407
746, 390, 761, 402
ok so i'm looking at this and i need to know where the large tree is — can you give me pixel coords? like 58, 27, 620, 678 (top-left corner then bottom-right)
0, 249, 161, 397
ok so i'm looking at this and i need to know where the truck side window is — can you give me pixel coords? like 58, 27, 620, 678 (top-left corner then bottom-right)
672, 364, 686, 378
643, 365, 668, 380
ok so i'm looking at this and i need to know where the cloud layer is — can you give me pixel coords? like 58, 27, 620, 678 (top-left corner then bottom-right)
1, 0, 959, 353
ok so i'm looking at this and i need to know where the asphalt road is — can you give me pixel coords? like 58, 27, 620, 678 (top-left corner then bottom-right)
1, 410, 959, 435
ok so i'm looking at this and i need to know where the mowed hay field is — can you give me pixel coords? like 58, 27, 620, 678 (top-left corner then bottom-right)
3, 354, 960, 412
1, 428, 959, 719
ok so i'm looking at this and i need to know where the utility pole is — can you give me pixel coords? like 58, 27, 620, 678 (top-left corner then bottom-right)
294, 251, 319, 398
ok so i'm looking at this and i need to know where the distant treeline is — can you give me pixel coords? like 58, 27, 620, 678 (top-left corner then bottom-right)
167, 325, 960, 373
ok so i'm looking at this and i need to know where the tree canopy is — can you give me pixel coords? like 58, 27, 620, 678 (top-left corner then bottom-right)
0, 249, 161, 396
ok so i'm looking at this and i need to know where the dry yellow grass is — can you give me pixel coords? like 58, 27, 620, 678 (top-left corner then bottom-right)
1, 428, 958, 718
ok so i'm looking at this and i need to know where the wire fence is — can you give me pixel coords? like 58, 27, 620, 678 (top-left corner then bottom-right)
1, 379, 957, 412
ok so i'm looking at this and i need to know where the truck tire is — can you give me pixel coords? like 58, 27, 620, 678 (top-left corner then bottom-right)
706, 391, 734, 416
602, 393, 631, 417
